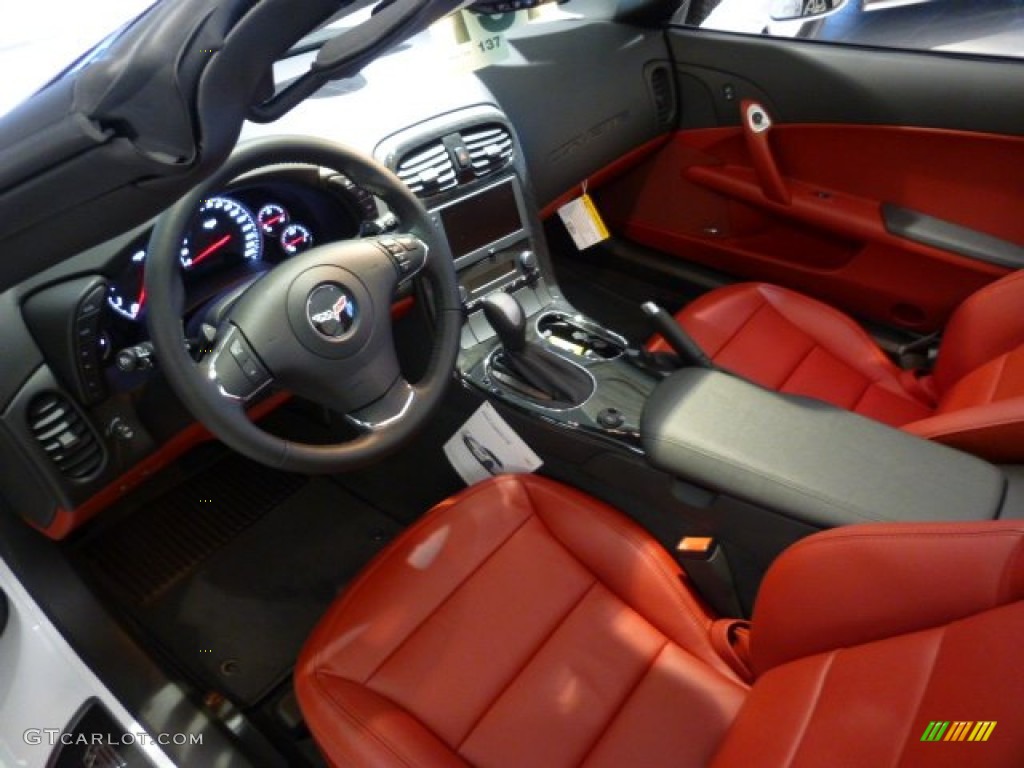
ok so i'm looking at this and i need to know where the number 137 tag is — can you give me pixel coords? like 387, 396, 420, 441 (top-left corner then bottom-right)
434, 10, 522, 73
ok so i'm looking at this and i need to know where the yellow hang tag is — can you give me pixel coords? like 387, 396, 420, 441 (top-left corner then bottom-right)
557, 193, 610, 251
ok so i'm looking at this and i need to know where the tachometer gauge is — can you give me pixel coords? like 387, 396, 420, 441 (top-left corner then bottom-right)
180, 196, 262, 270
257, 203, 289, 237
280, 223, 313, 255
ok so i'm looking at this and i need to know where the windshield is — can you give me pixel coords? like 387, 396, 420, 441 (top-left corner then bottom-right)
0, 1, 156, 117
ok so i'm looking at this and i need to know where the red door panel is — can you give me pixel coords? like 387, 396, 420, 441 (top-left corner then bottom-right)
594, 126, 1023, 331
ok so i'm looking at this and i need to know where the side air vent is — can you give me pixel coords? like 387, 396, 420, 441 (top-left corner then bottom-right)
462, 124, 514, 179
395, 123, 515, 198
27, 393, 103, 480
648, 63, 677, 127
395, 141, 457, 197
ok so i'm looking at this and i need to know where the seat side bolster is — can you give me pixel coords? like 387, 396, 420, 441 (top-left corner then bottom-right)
933, 268, 1024, 393
295, 673, 469, 768
750, 521, 1024, 676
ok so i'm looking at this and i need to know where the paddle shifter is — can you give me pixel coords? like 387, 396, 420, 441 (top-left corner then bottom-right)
482, 293, 592, 407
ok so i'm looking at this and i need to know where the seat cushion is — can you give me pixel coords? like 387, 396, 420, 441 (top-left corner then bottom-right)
649, 283, 934, 427
295, 474, 748, 768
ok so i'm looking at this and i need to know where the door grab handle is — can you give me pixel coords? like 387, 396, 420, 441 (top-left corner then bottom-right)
741, 101, 791, 205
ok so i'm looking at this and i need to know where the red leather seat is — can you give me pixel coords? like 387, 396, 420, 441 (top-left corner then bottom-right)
648, 272, 1024, 462
296, 474, 1024, 767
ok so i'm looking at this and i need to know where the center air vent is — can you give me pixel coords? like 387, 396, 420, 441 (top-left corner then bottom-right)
395, 123, 514, 198
27, 393, 103, 480
462, 124, 514, 178
395, 142, 457, 197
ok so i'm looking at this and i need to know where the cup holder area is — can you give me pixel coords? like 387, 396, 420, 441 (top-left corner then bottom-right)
536, 313, 625, 361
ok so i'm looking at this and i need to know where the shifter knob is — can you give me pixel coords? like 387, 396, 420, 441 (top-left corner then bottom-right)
482, 292, 526, 352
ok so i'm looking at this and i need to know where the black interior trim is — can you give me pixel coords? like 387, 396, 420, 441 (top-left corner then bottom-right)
477, 20, 671, 207
882, 203, 1024, 269
667, 28, 1024, 135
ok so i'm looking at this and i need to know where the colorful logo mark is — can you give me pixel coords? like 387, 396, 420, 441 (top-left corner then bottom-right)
920, 721, 996, 742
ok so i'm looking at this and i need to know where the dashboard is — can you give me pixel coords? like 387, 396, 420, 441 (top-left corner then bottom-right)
0, 15, 670, 540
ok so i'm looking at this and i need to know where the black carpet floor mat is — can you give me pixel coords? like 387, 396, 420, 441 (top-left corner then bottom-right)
78, 456, 402, 706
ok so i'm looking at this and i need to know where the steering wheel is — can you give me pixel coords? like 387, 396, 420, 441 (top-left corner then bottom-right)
145, 136, 462, 473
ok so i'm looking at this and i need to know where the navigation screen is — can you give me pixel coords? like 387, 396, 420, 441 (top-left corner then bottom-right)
440, 181, 522, 258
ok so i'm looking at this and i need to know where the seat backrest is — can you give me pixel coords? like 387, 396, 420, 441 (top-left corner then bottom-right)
933, 268, 1024, 394
901, 269, 1024, 461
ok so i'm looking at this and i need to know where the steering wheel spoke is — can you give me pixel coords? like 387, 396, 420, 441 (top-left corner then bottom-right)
346, 376, 417, 432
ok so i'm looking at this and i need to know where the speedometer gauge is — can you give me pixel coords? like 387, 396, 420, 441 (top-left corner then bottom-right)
180, 196, 262, 270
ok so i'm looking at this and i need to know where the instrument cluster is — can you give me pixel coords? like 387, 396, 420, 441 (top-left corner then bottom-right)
106, 172, 377, 323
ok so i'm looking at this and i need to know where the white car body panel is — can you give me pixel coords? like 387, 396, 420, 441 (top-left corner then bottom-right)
0, 556, 174, 768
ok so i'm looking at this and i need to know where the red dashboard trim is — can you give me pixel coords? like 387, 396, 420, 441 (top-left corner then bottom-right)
538, 133, 673, 221
37, 391, 292, 540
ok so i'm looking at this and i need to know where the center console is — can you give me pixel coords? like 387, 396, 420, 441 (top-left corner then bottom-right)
377, 105, 658, 447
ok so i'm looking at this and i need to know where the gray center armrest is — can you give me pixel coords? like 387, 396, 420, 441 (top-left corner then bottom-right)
640, 369, 1004, 528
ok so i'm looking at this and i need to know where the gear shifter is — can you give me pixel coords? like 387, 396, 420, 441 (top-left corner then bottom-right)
482, 293, 592, 407
482, 292, 527, 353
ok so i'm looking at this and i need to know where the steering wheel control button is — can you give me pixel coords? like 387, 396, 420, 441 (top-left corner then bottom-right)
378, 237, 405, 256
229, 337, 250, 364
306, 283, 358, 340
227, 334, 270, 385
209, 329, 270, 400
241, 358, 269, 385
383, 236, 428, 279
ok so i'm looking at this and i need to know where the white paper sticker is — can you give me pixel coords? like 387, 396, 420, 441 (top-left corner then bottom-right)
557, 193, 610, 251
444, 401, 543, 486
431, 10, 522, 74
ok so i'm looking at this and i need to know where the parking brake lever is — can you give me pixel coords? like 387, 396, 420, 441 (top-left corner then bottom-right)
741, 100, 791, 205
642, 302, 714, 369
